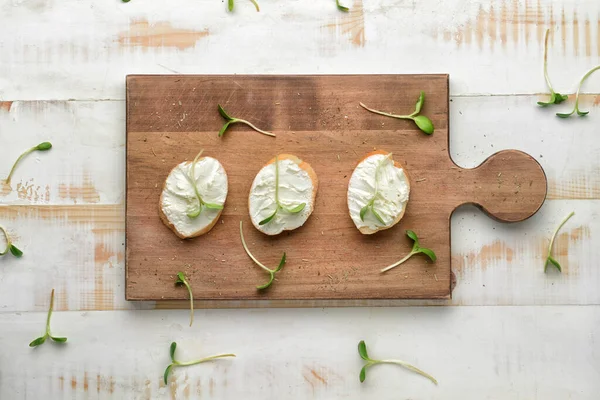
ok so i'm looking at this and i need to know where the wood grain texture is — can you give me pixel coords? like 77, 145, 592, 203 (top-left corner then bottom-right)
1, 307, 599, 399
126, 75, 547, 302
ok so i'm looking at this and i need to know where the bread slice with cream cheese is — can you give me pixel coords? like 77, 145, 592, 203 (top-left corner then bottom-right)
159, 152, 228, 239
248, 154, 318, 236
347, 150, 410, 234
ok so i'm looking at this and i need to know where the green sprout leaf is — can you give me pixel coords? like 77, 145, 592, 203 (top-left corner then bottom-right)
554, 65, 600, 118
359, 366, 367, 382
274, 253, 286, 273
556, 111, 574, 118
227, 0, 260, 12
381, 230, 437, 273
359, 205, 369, 221
175, 272, 194, 327
414, 91, 425, 114
218, 121, 234, 137
370, 206, 386, 225
359, 91, 435, 135
413, 115, 434, 135
357, 340, 437, 385
164, 341, 235, 385
419, 248, 437, 262
406, 229, 419, 243
259, 210, 277, 226
3, 141, 53, 185
164, 364, 174, 385
36, 142, 52, 151
218, 104, 233, 121
281, 202, 306, 214
170, 342, 177, 361
9, 245, 23, 257
336, 0, 349, 12
546, 256, 562, 272
544, 211, 574, 273
29, 289, 67, 348
358, 340, 370, 360
29, 336, 46, 347
217, 104, 275, 137
538, 29, 569, 107
239, 221, 287, 289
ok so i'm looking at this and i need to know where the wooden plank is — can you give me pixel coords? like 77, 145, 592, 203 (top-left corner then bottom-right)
1, 306, 598, 399
0, 100, 125, 205
126, 74, 546, 302
0, 1, 599, 100
1, 98, 596, 311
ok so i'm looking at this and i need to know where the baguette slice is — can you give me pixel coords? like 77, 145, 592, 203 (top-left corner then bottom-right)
159, 155, 228, 239
347, 150, 410, 234
248, 154, 318, 236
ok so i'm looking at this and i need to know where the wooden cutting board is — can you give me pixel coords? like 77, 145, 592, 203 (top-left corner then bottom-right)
125, 75, 546, 303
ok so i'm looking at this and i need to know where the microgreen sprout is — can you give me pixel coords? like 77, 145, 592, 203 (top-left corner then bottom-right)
360, 92, 434, 135
336, 0, 349, 12
184, 150, 224, 219
3, 142, 52, 185
164, 342, 235, 384
239, 221, 286, 289
175, 272, 194, 327
537, 29, 568, 107
29, 289, 67, 347
218, 104, 275, 137
556, 66, 600, 118
358, 340, 437, 385
360, 153, 392, 225
0, 225, 23, 258
228, 0, 260, 12
380, 230, 436, 273
544, 211, 574, 273
259, 156, 306, 226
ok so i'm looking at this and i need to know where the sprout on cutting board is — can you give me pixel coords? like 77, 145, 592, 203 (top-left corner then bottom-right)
360, 91, 434, 135
259, 155, 306, 226
164, 342, 236, 384
29, 289, 67, 347
380, 230, 436, 273
175, 272, 194, 327
217, 104, 275, 138
239, 221, 286, 289
358, 340, 437, 384
544, 211, 575, 273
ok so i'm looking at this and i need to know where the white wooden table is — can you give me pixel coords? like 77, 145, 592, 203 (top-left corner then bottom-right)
1, 1, 599, 398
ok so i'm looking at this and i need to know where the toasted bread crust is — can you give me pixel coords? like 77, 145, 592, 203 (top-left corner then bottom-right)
159, 159, 226, 239
249, 154, 319, 235
349, 150, 411, 235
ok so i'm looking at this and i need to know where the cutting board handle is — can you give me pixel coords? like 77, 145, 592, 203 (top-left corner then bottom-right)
457, 150, 547, 222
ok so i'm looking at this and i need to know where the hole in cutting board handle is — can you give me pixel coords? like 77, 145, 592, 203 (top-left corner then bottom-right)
458, 150, 547, 223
